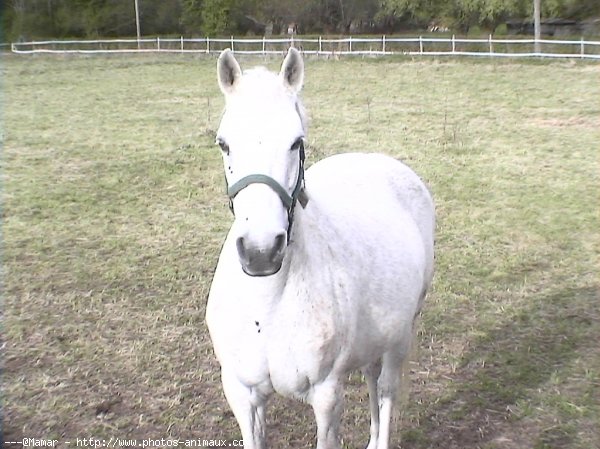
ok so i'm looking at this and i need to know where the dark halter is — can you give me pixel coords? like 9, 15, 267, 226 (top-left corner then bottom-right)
226, 141, 308, 242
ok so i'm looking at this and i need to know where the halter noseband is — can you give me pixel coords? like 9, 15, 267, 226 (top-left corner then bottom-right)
226, 141, 308, 241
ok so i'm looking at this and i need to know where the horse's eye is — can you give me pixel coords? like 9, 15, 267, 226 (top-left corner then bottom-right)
216, 138, 230, 155
290, 138, 304, 152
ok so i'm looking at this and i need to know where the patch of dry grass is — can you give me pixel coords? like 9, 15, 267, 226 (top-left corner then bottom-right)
3, 54, 599, 449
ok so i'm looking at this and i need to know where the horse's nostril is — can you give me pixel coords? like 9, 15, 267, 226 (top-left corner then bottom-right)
271, 232, 287, 262
236, 236, 248, 262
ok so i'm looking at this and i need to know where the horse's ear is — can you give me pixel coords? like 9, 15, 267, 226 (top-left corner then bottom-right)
217, 49, 242, 95
280, 47, 304, 93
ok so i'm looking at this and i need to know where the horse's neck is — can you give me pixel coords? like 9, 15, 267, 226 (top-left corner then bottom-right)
281, 200, 332, 288
237, 203, 347, 334
250, 204, 315, 294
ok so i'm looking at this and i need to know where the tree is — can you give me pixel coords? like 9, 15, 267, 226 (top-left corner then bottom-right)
543, 0, 600, 18
3, 0, 59, 40
377, 0, 437, 28
181, 0, 203, 35
479, 0, 529, 32
137, 0, 183, 35
2, 0, 598, 40
202, 0, 238, 35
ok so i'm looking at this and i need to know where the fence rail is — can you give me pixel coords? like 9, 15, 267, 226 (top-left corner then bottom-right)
10, 35, 600, 59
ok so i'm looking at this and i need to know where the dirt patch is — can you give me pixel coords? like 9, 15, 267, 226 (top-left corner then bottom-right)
531, 115, 600, 129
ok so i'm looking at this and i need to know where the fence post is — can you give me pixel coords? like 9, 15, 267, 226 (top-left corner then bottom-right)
318, 36, 322, 55
231, 36, 234, 52
349, 36, 352, 53
580, 37, 585, 58
452, 34, 455, 53
180, 36, 184, 53
262, 36, 266, 55
382, 35, 386, 54
489, 34, 493, 54
206, 36, 210, 54
419, 35, 423, 54
157, 37, 160, 51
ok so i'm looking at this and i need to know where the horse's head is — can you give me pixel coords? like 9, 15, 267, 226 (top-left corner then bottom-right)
216, 48, 307, 276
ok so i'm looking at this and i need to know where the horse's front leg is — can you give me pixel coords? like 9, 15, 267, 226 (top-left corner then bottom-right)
221, 368, 268, 449
309, 378, 344, 449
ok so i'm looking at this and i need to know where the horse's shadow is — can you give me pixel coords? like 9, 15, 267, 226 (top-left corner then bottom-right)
403, 285, 598, 449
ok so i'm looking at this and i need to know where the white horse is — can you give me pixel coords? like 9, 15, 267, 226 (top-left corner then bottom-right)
206, 48, 435, 449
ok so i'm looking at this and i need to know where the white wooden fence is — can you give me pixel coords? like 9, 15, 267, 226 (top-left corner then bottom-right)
10, 35, 600, 59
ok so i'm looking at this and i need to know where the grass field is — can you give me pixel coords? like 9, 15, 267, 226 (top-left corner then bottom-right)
2, 53, 599, 449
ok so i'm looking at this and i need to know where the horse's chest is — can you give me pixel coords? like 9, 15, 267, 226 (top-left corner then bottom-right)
209, 275, 344, 397
263, 307, 340, 397
220, 318, 332, 398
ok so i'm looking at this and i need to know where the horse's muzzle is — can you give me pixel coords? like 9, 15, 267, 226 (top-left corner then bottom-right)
236, 232, 287, 276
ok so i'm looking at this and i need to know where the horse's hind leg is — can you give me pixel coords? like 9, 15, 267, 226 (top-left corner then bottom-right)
362, 360, 382, 449
370, 312, 419, 449
374, 348, 410, 449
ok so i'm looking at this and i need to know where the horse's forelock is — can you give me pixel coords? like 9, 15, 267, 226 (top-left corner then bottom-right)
229, 67, 308, 135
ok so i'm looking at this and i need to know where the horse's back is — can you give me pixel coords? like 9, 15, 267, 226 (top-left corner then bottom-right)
307, 153, 432, 208
306, 152, 434, 269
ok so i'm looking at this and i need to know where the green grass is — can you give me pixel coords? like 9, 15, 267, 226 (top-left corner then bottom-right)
3, 54, 599, 448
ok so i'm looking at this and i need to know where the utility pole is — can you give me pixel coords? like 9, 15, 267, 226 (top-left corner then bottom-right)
134, 0, 141, 49
534, 0, 541, 53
